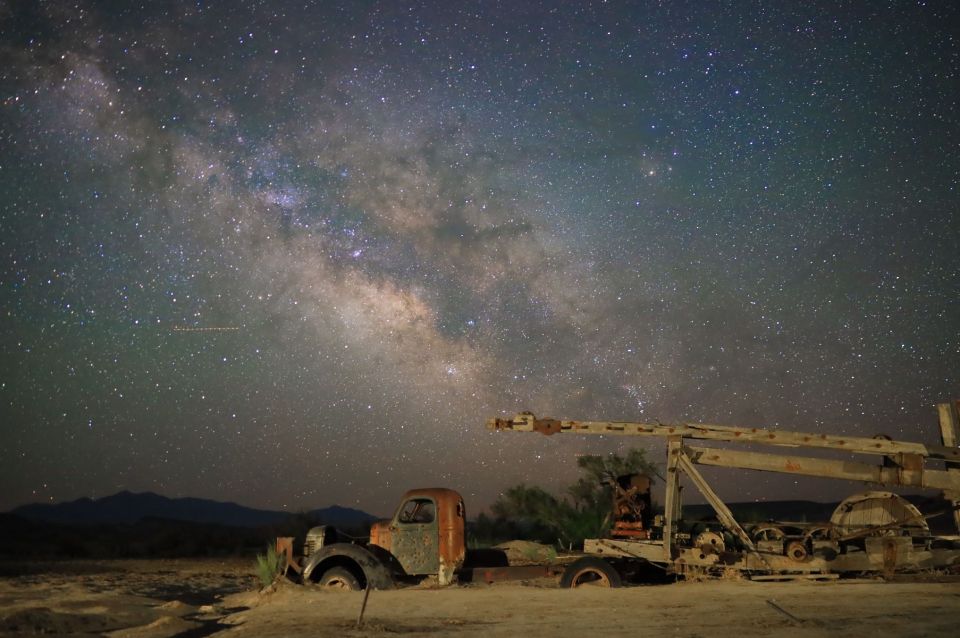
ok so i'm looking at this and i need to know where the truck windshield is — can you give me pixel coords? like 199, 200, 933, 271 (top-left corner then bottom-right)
398, 498, 435, 524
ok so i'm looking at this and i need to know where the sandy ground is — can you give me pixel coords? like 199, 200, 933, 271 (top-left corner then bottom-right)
0, 558, 255, 637
0, 560, 958, 637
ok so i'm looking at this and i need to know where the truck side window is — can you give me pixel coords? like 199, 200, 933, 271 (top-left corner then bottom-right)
398, 498, 435, 524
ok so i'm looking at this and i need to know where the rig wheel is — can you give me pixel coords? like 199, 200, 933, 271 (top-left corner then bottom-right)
560, 557, 623, 588
318, 566, 362, 591
751, 525, 785, 542
786, 541, 809, 562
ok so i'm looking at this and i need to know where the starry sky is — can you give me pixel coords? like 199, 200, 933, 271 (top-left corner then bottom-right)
1, 1, 958, 517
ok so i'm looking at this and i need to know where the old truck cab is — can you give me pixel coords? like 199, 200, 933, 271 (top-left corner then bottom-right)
369, 488, 466, 585
297, 487, 467, 589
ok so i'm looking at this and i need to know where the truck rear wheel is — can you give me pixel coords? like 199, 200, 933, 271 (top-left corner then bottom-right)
560, 557, 623, 588
318, 566, 362, 590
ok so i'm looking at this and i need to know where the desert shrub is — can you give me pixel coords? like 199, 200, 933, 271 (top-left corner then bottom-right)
254, 543, 285, 587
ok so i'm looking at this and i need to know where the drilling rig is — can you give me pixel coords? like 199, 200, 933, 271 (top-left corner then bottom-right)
487, 402, 960, 584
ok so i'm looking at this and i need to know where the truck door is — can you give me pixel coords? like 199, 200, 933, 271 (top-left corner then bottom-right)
390, 496, 440, 575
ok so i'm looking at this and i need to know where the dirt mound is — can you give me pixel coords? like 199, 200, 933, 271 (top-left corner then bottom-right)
493, 541, 558, 565
106, 614, 201, 637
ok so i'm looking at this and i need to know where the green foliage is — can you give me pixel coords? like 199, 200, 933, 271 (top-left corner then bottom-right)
489, 448, 658, 550
254, 543, 285, 587
491, 485, 565, 529
468, 510, 539, 547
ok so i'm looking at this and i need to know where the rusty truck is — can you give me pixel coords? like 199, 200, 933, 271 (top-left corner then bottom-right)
277, 487, 561, 590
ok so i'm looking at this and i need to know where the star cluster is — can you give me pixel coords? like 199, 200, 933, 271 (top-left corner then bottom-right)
1, 1, 958, 515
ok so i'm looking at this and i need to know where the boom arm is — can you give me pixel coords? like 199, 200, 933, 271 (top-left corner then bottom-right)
486, 412, 960, 461
488, 406, 960, 530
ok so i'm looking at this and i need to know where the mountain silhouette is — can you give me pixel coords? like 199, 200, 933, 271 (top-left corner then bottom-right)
9, 491, 377, 528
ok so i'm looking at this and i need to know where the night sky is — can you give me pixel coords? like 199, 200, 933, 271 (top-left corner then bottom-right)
2, 1, 958, 517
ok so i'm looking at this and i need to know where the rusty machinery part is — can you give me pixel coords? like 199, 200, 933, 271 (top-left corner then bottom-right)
830, 492, 929, 538
509, 411, 563, 435
611, 473, 652, 517
694, 531, 726, 555
802, 525, 834, 543
751, 525, 786, 542
609, 472, 654, 538
317, 566, 362, 590
785, 541, 809, 562
611, 521, 649, 538
559, 557, 623, 588
274, 536, 303, 576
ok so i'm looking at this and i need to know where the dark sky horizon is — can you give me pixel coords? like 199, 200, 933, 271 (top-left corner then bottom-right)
2, 1, 958, 516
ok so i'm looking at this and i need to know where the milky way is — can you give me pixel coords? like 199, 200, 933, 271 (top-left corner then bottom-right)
2, 2, 958, 515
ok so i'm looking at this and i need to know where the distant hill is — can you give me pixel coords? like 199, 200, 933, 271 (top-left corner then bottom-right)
307, 504, 381, 528
9, 491, 378, 529
0, 512, 269, 562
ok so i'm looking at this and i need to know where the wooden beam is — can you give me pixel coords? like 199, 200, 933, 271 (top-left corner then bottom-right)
487, 413, 960, 461
676, 450, 758, 554
662, 437, 682, 562
938, 402, 959, 450
686, 445, 960, 492
938, 402, 960, 532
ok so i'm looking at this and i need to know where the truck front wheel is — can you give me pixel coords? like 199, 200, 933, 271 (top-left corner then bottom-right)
560, 557, 623, 588
318, 566, 362, 590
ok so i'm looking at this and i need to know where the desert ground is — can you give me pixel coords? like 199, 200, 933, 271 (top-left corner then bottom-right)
0, 559, 958, 637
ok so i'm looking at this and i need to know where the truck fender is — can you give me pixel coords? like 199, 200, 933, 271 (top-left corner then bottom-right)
302, 543, 395, 590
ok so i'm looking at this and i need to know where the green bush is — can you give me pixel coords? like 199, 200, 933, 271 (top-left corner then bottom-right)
254, 543, 285, 587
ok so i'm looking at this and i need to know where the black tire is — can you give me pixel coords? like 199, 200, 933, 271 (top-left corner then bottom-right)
318, 566, 362, 591
560, 557, 623, 588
